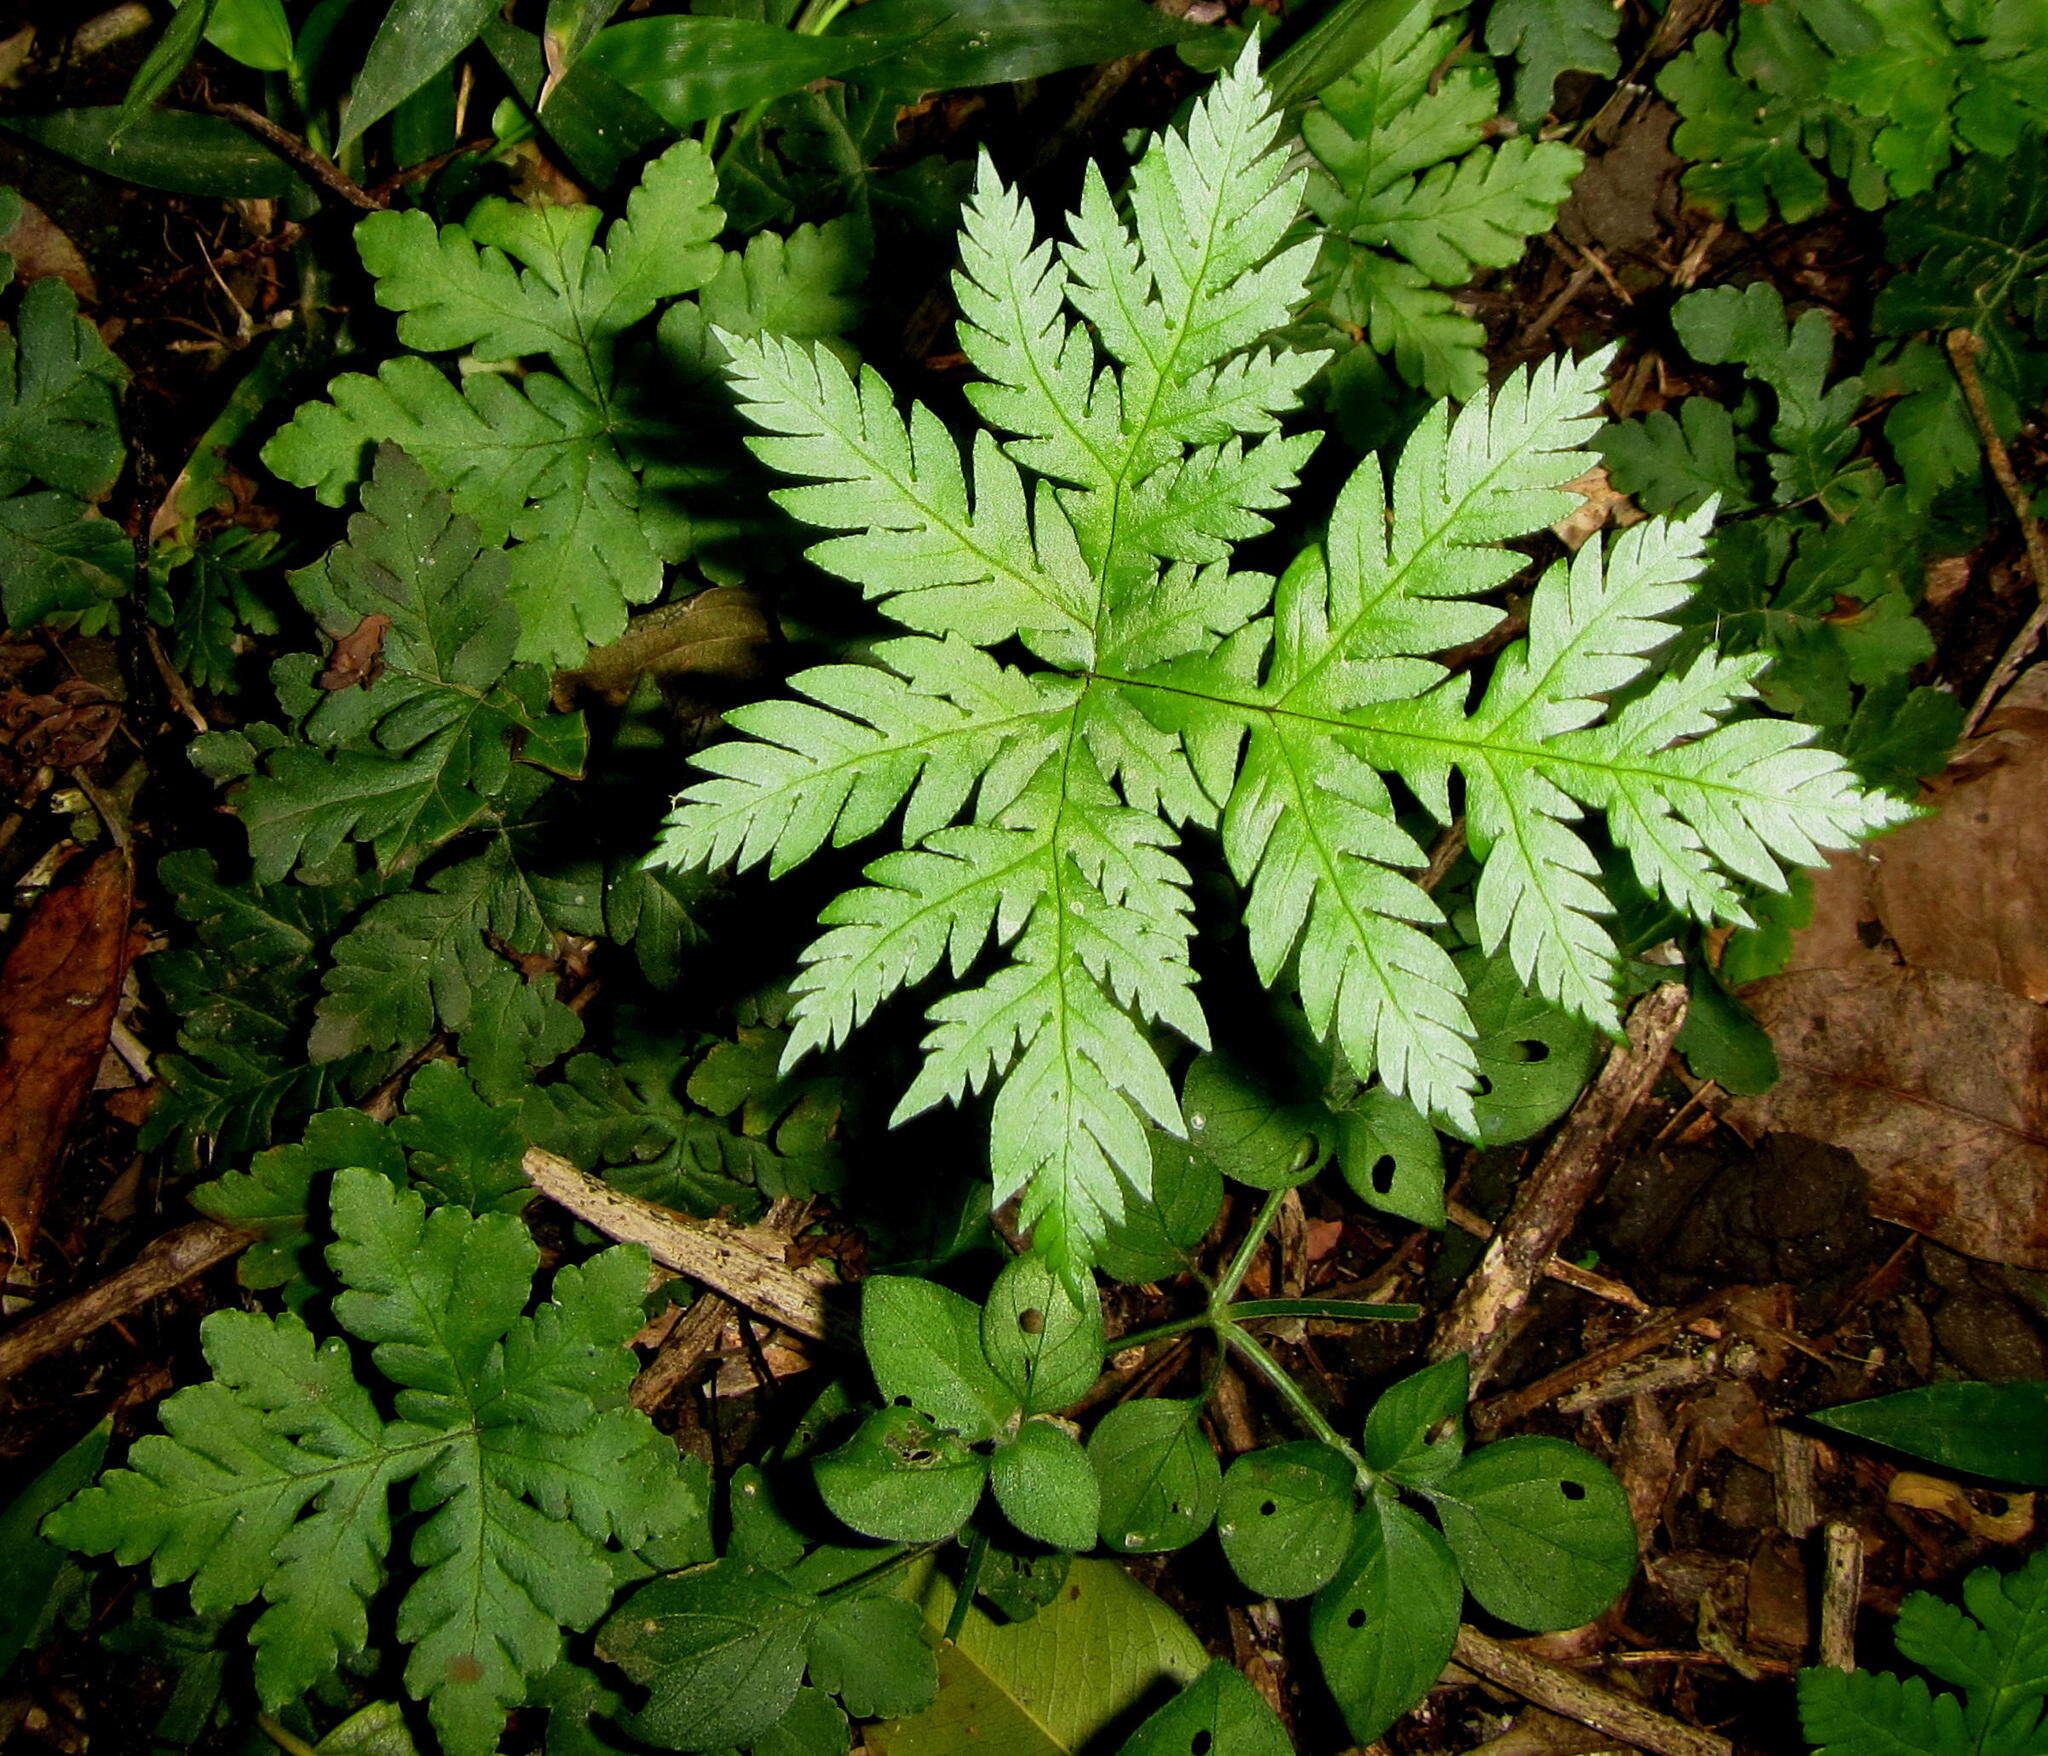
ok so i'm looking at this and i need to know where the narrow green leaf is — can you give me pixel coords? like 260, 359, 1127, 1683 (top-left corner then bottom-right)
834, 0, 1200, 92
1, 1424, 108, 1677
207, 0, 294, 72
1266, 0, 1427, 108
1812, 1383, 2048, 1488
584, 16, 907, 128
121, 0, 214, 125
343, 0, 498, 147
1217, 1441, 1356, 1600
3, 107, 300, 199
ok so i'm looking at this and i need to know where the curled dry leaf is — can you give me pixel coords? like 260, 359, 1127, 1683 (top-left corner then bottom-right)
0, 847, 136, 1272
1728, 966, 2048, 1270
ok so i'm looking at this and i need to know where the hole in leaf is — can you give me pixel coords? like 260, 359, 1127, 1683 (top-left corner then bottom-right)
971, 1439, 997, 1457
1347, 1608, 1366, 1629
1560, 1479, 1586, 1501
1510, 1038, 1552, 1063
1192, 1734, 1213, 1756
892, 1395, 912, 1407
1018, 1307, 1046, 1335
1259, 1499, 1277, 1516
1473, 1074, 1494, 1097
1369, 1155, 1396, 1195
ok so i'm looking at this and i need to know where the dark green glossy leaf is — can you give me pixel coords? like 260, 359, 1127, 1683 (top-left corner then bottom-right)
343, 0, 498, 146
1362, 1355, 1467, 1486
1182, 1050, 1329, 1191
1309, 1495, 1461, 1745
1217, 1441, 1356, 1600
1428, 1437, 1637, 1630
4, 107, 300, 199
121, 0, 213, 125
585, 16, 907, 128
1266, 0, 1424, 107
1450, 949, 1601, 1146
835, 0, 1199, 91
1098, 1135, 1222, 1284
1812, 1382, 2048, 1487
1089, 1399, 1220, 1555
1116, 1659, 1292, 1755
1337, 1088, 1446, 1226
1676, 964, 1779, 1096
0, 1424, 108, 1677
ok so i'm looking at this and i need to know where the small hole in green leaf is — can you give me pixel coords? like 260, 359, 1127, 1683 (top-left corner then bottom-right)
1346, 1608, 1366, 1629
1474, 1074, 1494, 1097
893, 1395, 912, 1407
1509, 1038, 1552, 1063
1369, 1155, 1396, 1195
1259, 1500, 1277, 1516
1192, 1734, 1212, 1755
1560, 1479, 1586, 1501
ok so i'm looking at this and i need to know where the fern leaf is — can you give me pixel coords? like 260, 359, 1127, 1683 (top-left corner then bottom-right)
1302, 6, 1579, 399
657, 47, 1902, 1274
48, 1170, 708, 1756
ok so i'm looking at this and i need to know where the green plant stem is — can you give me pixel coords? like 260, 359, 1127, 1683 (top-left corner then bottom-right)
1113, 1311, 1214, 1351
1212, 1186, 1289, 1307
1222, 1321, 1376, 1491
944, 1526, 990, 1643
257, 1717, 322, 1756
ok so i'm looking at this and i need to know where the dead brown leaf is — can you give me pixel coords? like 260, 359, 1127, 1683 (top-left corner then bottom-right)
563, 586, 772, 704
1729, 966, 2048, 1269
2, 195, 95, 301
318, 613, 390, 691
0, 847, 136, 1272
1869, 705, 2048, 1002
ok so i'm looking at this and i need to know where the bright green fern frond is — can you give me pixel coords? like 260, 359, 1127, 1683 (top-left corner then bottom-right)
656, 47, 1903, 1276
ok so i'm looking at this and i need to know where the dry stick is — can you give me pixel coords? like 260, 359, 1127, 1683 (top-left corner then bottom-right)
0, 1219, 251, 1384
632, 1292, 735, 1414
203, 102, 382, 210
1454, 1628, 1733, 1756
1819, 1522, 1865, 1672
1951, 328, 2048, 732
1445, 1199, 1650, 1313
1431, 984, 1689, 1388
521, 1147, 845, 1346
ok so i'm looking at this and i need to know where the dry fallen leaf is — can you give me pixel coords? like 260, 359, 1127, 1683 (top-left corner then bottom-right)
1729, 965, 2048, 1269
318, 612, 391, 691
564, 586, 772, 704
0, 847, 136, 1272
2, 195, 94, 300
1870, 703, 2048, 1002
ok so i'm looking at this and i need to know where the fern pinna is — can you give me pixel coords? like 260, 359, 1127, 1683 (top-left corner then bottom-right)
653, 47, 1908, 1278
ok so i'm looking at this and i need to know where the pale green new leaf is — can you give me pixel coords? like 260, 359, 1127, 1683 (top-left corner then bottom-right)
656, 46, 1903, 1276
47, 1170, 707, 1756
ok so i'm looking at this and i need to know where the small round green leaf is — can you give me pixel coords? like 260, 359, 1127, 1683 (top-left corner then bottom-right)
1337, 1088, 1446, 1227
1117, 1659, 1292, 1756
599, 1559, 814, 1751
1428, 1437, 1637, 1630
1309, 1496, 1462, 1746
1362, 1355, 1468, 1486
982, 1255, 1104, 1415
991, 1420, 1101, 1552
1088, 1399, 1220, 1554
862, 1276, 1019, 1442
1182, 1050, 1331, 1190
1217, 1441, 1357, 1599
814, 1407, 988, 1543
1447, 951, 1601, 1146
1097, 1135, 1222, 1285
